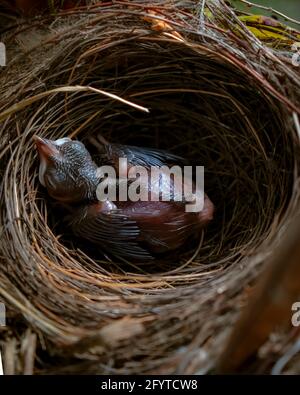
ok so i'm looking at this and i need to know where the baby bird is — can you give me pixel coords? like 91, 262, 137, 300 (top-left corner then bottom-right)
34, 135, 214, 262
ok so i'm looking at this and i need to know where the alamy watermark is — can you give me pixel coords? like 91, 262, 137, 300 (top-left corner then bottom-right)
95, 159, 204, 213
0, 42, 6, 67
291, 42, 300, 67
0, 303, 5, 327
0, 303, 5, 375
291, 302, 300, 327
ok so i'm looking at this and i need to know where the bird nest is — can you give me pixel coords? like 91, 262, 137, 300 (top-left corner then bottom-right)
0, 0, 300, 374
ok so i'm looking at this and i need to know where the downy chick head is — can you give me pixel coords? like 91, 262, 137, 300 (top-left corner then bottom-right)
33, 136, 98, 204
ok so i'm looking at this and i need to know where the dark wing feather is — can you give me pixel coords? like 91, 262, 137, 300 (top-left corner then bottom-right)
68, 204, 153, 261
89, 135, 185, 168
111, 144, 186, 168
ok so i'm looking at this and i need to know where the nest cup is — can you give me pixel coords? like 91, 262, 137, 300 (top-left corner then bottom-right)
0, 1, 300, 374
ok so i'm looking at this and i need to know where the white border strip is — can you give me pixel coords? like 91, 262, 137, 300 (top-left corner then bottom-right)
0, 350, 3, 375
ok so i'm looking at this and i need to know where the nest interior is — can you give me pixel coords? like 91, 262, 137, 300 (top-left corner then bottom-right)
0, 1, 300, 374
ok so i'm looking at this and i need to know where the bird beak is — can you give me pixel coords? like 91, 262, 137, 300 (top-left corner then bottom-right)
33, 135, 59, 160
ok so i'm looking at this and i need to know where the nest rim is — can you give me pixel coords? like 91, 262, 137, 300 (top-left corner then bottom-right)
0, 0, 300, 374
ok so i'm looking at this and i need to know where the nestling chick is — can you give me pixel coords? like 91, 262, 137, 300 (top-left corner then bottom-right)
34, 136, 98, 203
34, 135, 214, 262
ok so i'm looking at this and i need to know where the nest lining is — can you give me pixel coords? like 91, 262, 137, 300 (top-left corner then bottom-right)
0, 0, 300, 374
